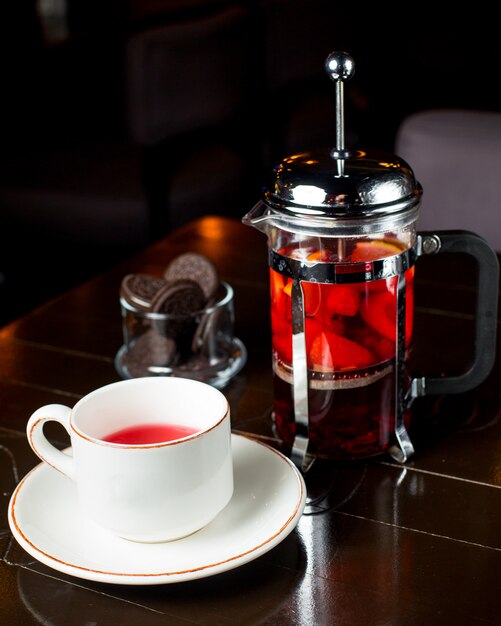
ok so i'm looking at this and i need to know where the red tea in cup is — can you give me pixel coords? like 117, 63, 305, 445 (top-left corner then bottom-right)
102, 423, 199, 445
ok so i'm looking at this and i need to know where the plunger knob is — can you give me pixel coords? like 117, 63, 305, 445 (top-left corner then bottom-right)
324, 51, 355, 158
324, 51, 355, 82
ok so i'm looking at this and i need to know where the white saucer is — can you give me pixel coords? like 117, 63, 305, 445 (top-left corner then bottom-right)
8, 434, 306, 585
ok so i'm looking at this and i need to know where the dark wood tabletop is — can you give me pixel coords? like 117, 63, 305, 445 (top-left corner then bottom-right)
1, 215, 500, 625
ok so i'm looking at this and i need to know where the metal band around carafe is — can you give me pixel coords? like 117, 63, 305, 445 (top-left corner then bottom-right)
269, 246, 417, 284
270, 246, 417, 469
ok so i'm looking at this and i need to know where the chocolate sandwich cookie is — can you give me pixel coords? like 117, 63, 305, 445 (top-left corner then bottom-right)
120, 273, 167, 311
126, 329, 177, 378
163, 253, 219, 300
151, 278, 206, 341
191, 284, 225, 353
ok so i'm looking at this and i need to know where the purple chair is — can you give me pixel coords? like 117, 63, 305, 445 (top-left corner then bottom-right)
395, 108, 501, 252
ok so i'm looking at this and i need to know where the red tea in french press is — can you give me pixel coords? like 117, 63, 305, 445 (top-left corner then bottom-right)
243, 52, 499, 470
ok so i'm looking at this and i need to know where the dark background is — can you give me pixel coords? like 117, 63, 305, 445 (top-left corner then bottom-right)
0, 1, 499, 325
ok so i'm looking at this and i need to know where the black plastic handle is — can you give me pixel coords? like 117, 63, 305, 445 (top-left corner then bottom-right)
416, 230, 499, 397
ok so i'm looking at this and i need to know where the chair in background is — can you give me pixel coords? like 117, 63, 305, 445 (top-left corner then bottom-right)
394, 108, 501, 252
125, 3, 258, 238
0, 3, 256, 324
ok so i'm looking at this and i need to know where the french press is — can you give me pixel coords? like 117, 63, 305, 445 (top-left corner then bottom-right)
243, 51, 499, 470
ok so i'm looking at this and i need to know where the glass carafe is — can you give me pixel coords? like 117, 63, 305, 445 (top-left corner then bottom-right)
243, 52, 499, 469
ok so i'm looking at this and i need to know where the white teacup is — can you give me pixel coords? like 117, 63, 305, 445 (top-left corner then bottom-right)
26, 377, 233, 542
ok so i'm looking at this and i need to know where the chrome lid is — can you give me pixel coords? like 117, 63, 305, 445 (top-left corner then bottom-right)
260, 51, 422, 221
263, 146, 422, 219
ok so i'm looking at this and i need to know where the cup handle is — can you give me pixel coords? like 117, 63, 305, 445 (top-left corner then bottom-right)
27, 404, 76, 479
409, 230, 499, 402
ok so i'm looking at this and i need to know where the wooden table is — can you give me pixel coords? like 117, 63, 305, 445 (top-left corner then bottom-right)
1, 216, 500, 625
